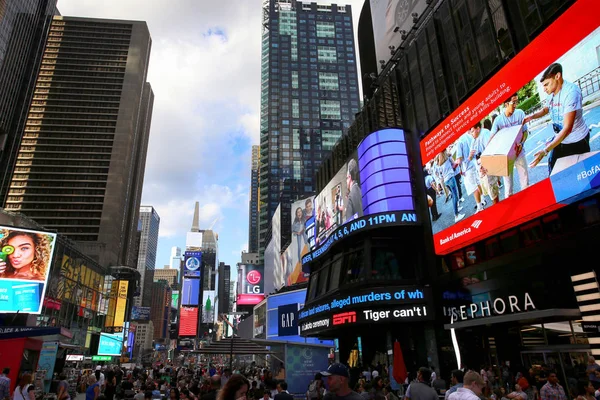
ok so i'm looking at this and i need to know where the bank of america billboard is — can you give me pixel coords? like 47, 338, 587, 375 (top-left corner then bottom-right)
420, 0, 600, 255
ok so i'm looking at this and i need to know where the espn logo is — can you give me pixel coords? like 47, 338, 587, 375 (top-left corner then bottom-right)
332, 311, 357, 326
471, 220, 483, 229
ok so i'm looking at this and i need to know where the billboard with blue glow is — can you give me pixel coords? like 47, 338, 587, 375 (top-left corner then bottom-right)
303, 129, 419, 266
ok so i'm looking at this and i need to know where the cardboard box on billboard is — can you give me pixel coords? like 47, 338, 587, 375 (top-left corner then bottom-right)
550, 151, 600, 175
480, 124, 524, 176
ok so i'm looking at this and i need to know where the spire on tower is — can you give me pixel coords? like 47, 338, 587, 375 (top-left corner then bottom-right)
191, 201, 200, 232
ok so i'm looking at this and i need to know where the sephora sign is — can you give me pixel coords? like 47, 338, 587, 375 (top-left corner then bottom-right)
445, 292, 536, 322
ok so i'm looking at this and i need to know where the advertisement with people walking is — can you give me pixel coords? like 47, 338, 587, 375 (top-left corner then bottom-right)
420, 0, 600, 254
0, 225, 57, 314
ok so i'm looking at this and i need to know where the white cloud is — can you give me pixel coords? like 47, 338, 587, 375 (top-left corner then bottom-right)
56, 0, 366, 267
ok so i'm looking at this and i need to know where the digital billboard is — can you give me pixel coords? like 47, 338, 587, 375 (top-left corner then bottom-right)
98, 332, 124, 356
303, 129, 419, 266
0, 225, 57, 314
181, 278, 200, 306
105, 280, 128, 333
419, 0, 600, 255
131, 306, 150, 321
298, 286, 433, 336
183, 251, 202, 277
370, 0, 428, 67
179, 306, 198, 337
281, 196, 314, 289
269, 204, 282, 291
237, 264, 265, 306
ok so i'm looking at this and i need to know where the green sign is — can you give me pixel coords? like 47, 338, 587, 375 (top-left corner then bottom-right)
92, 355, 112, 361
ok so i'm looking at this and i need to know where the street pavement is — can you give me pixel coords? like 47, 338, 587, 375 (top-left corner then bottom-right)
429, 103, 600, 233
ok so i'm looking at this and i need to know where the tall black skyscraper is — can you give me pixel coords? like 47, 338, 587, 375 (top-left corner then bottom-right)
249, 145, 260, 253
0, 0, 57, 205
3, 16, 154, 268
258, 0, 361, 258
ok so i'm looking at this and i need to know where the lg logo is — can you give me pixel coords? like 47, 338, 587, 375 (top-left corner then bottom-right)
246, 270, 261, 285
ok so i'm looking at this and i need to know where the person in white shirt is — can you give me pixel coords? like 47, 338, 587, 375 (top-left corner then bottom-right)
448, 371, 485, 400
490, 94, 530, 198
470, 121, 499, 205
527, 63, 591, 174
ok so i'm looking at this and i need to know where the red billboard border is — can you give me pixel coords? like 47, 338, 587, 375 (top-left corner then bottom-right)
420, 0, 598, 164
419, 0, 599, 254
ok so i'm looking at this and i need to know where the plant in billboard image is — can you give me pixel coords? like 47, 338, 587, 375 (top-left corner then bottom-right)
0, 228, 54, 281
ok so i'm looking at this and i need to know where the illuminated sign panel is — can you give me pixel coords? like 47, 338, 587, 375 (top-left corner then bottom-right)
0, 226, 57, 314
178, 307, 198, 337
183, 251, 202, 277
298, 286, 433, 335
303, 129, 418, 266
419, 0, 600, 254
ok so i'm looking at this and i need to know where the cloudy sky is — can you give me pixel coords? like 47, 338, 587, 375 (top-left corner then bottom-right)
56, 0, 365, 270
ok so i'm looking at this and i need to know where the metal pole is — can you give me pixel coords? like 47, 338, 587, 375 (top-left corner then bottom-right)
229, 336, 234, 370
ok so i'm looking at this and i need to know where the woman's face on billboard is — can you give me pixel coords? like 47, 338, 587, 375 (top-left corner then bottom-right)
7, 235, 35, 269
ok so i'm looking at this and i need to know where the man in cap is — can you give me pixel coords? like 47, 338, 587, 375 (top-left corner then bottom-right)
321, 363, 362, 400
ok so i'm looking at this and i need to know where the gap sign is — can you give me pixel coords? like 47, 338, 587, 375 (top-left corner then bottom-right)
278, 303, 300, 336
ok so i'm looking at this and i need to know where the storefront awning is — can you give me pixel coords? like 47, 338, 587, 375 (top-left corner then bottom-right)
443, 308, 581, 330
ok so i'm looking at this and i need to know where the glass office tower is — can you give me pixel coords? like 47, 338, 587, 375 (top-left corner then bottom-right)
258, 0, 361, 259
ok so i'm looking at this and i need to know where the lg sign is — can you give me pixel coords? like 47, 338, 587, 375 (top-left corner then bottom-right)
246, 269, 262, 294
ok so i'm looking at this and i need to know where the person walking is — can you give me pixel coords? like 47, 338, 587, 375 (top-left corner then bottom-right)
539, 372, 566, 400
0, 368, 10, 400
404, 368, 438, 400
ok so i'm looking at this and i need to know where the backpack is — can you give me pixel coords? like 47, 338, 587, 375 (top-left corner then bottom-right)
307, 381, 321, 400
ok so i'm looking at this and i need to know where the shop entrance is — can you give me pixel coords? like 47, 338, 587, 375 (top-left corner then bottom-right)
521, 348, 590, 396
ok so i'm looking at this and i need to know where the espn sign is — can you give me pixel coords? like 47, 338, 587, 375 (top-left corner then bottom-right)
332, 311, 356, 326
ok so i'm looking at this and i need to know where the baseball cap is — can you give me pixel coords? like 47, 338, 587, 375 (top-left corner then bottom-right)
321, 363, 349, 378
95, 366, 102, 371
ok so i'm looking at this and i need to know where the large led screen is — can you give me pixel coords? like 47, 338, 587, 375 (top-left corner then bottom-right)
179, 306, 198, 337
104, 280, 128, 333
303, 128, 418, 266
419, 0, 599, 255
183, 251, 202, 278
0, 226, 57, 314
98, 332, 124, 356
181, 278, 200, 306
277, 197, 314, 290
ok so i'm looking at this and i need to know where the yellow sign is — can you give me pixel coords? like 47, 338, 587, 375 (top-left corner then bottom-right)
113, 280, 128, 328
105, 280, 127, 332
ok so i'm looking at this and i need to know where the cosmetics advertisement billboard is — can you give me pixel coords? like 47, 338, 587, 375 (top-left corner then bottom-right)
282, 196, 314, 288
419, 0, 600, 255
303, 128, 418, 267
0, 225, 57, 314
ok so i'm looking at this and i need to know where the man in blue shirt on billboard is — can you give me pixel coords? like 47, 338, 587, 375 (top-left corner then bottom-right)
490, 94, 530, 198
527, 63, 590, 174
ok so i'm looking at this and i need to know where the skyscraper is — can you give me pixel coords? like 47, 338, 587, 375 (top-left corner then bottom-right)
258, 0, 361, 258
0, 0, 57, 205
217, 261, 231, 314
137, 206, 160, 307
2, 16, 154, 268
248, 145, 260, 253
